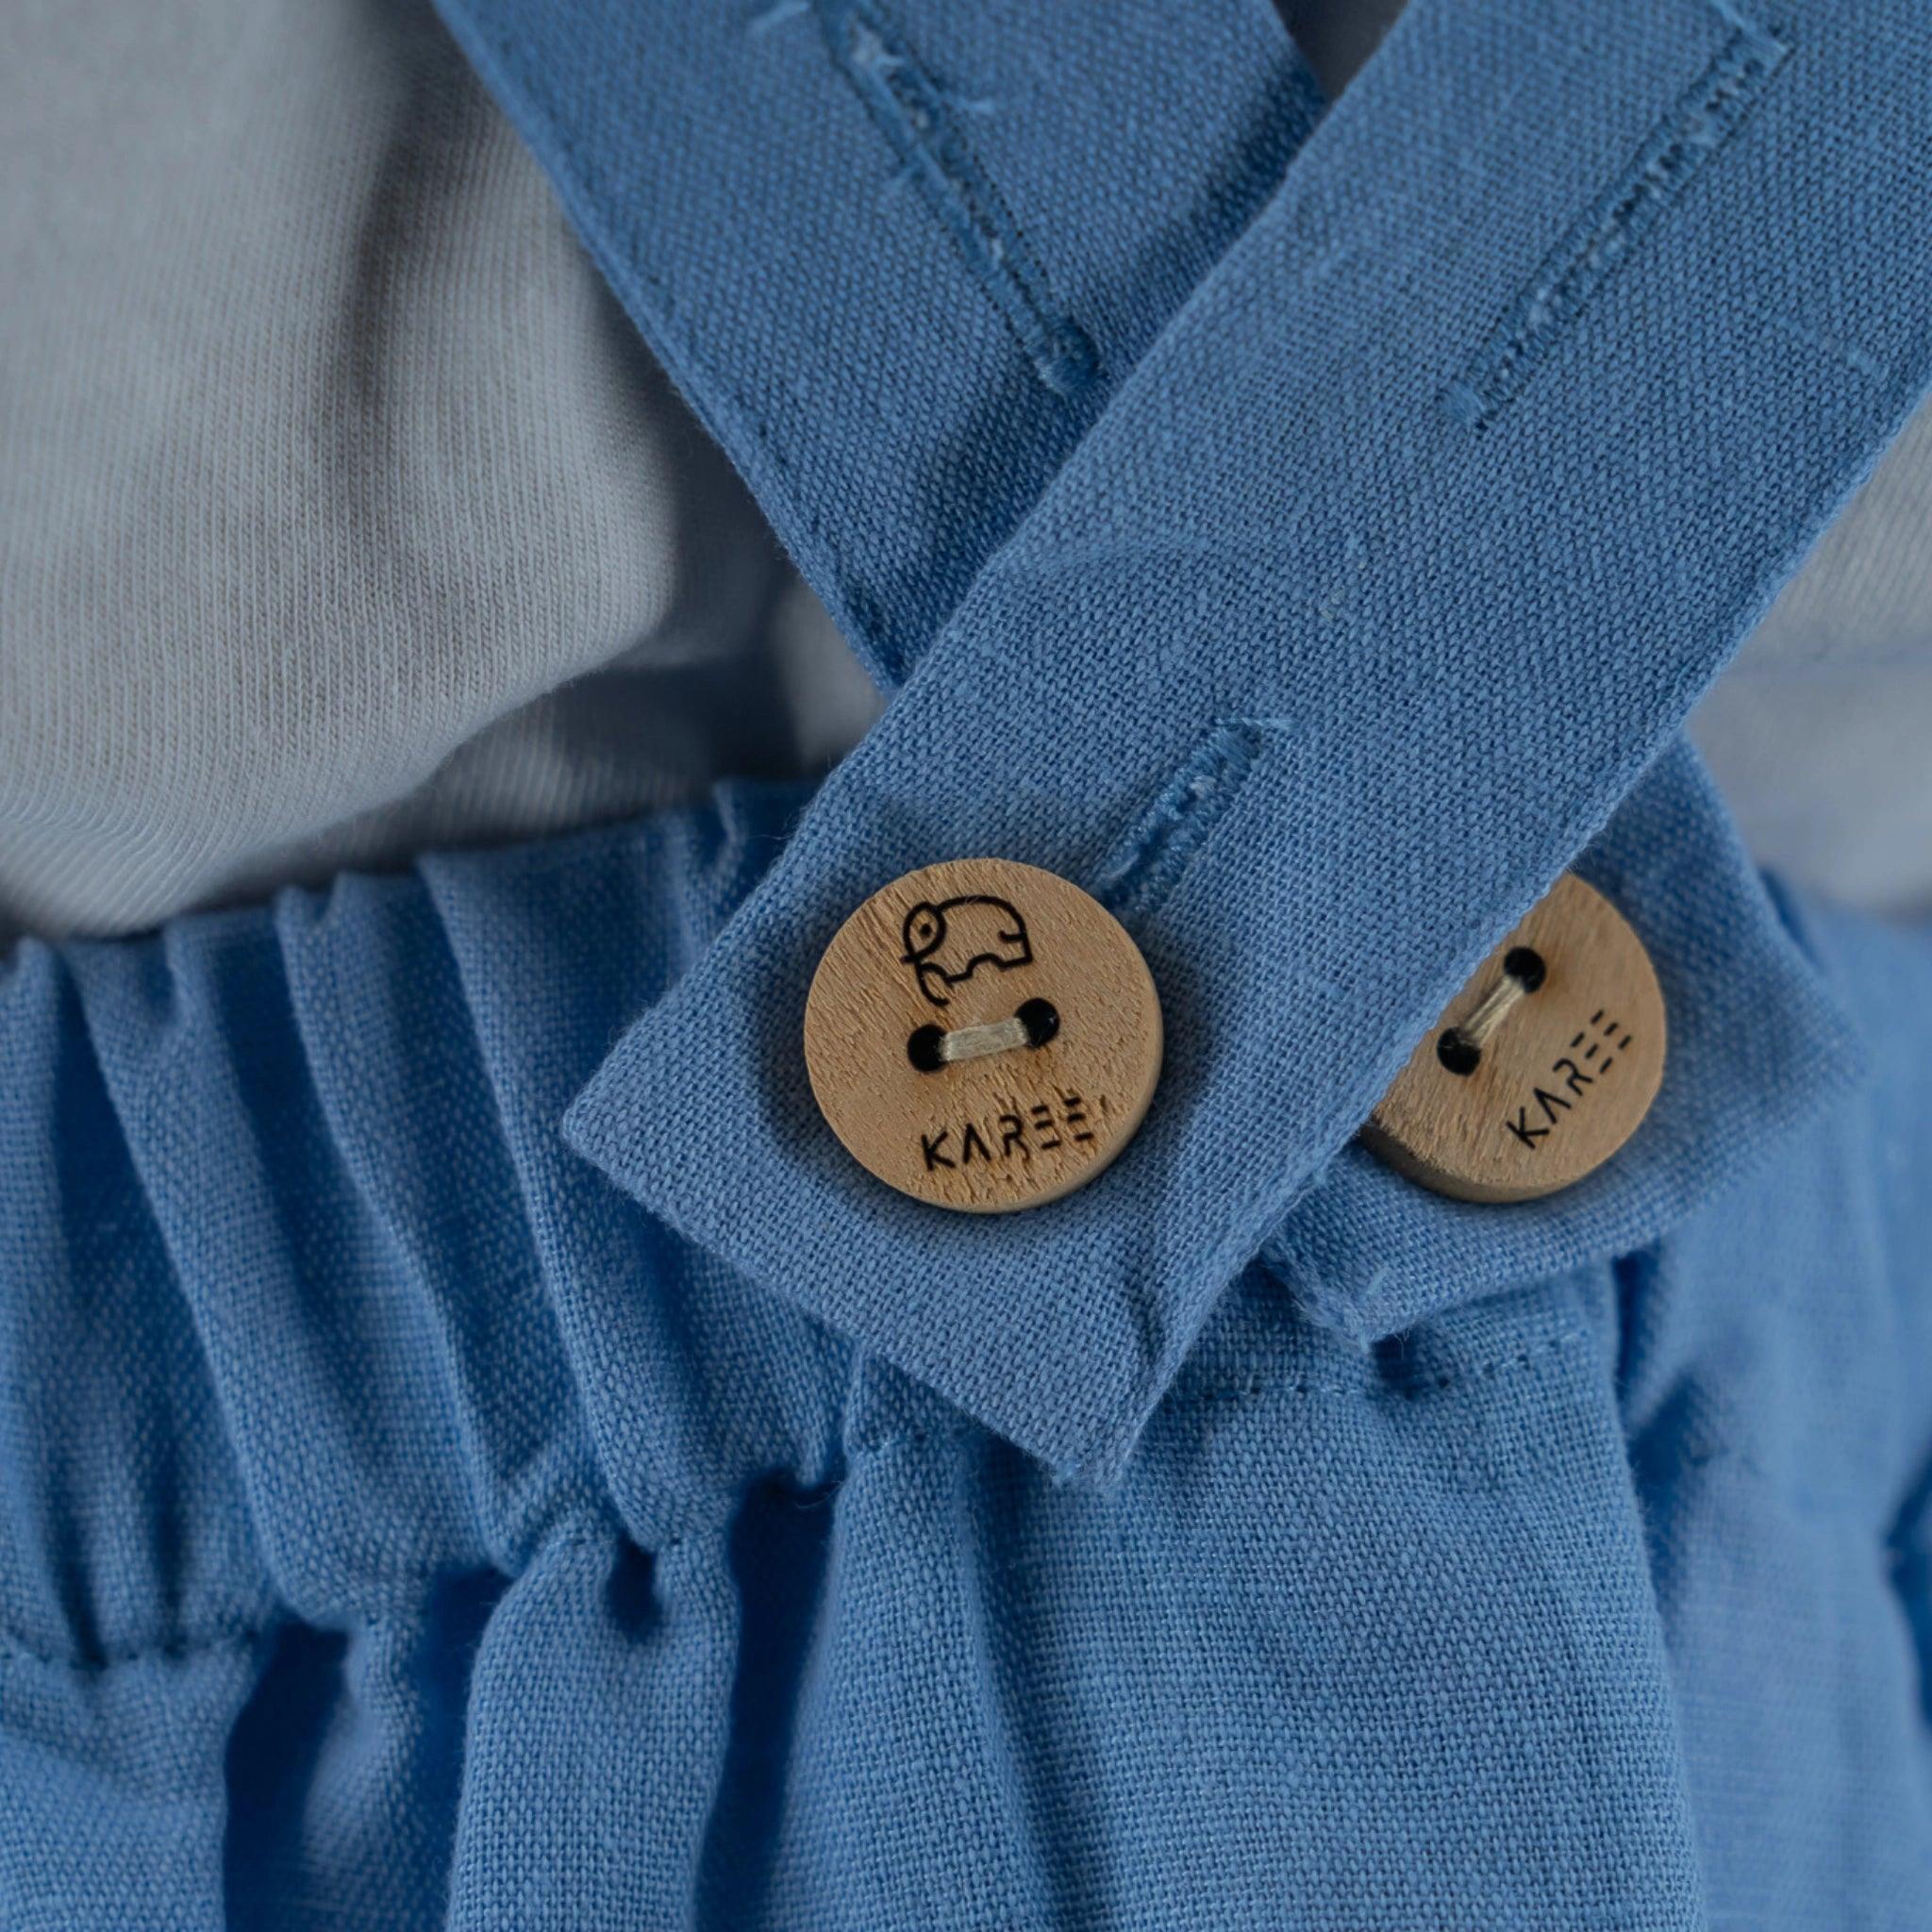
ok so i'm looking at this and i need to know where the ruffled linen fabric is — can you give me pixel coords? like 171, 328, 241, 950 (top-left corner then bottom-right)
3, 777, 1929, 1930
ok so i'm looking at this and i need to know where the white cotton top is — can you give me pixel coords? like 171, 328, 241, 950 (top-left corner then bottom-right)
1, 0, 1924, 942
0, 0, 881, 942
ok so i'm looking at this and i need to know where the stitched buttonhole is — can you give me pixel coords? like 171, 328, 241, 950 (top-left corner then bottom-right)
1442, 7, 1790, 424
815, 0, 1099, 399
1093, 720, 1288, 927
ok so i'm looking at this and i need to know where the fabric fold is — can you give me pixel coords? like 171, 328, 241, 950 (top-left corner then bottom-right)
3, 766, 1927, 1927
447, 1526, 737, 1931
0, 1641, 266, 1932
0, 785, 856, 1924
0, 785, 841, 1657
562, 0, 1932, 1479
432, 0, 1322, 686
1266, 741, 1867, 1343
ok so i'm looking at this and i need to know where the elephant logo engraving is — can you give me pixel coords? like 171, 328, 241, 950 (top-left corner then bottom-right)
900, 894, 1034, 1008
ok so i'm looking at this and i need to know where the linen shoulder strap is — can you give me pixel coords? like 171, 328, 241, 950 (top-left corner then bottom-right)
440, 0, 1932, 1477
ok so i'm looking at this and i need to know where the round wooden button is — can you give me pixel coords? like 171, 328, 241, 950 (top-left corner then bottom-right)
1361, 873, 1666, 1203
803, 858, 1162, 1212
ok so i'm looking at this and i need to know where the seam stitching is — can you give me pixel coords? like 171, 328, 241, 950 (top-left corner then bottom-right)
814, 0, 1100, 400
1189, 1326, 1593, 1411
0, 1619, 270, 1675
846, 1424, 936, 1461
1444, 6, 1790, 425
0, 1522, 635, 1674
0, 1330, 1591, 1676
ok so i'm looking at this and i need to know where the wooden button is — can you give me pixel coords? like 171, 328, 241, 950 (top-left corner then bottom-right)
1361, 874, 1666, 1203
804, 858, 1161, 1212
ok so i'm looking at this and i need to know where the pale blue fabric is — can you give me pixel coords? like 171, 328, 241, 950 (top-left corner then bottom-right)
4, 0, 1932, 1926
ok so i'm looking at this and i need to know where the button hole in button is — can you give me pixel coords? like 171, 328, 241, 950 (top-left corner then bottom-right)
1436, 946, 1546, 1076
907, 999, 1061, 1074
1016, 998, 1060, 1048
1503, 946, 1546, 993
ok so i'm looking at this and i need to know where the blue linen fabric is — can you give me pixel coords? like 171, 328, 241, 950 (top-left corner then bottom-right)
4, 1, 1932, 1929
3, 781, 1930, 1930
552, 0, 1932, 1480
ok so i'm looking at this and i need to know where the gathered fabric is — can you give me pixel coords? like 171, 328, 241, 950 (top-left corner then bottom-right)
5, 0, 1932, 1924
2, 775, 1930, 1930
